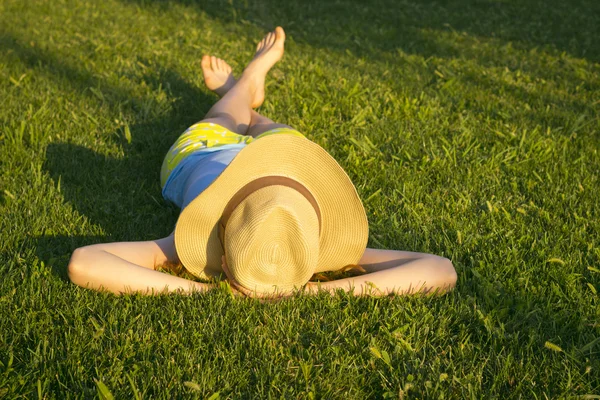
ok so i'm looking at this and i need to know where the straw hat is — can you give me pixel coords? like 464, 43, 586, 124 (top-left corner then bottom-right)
174, 134, 369, 295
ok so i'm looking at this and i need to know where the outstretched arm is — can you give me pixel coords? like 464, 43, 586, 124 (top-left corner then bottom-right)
305, 248, 457, 296
67, 234, 215, 295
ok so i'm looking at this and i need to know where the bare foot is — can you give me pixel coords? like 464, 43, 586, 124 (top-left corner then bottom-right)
201, 27, 285, 108
241, 26, 286, 108
201, 55, 236, 97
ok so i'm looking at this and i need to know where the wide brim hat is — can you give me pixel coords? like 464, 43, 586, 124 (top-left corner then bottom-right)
174, 134, 369, 295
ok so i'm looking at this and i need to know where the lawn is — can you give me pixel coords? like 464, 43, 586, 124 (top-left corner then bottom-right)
1, 0, 599, 397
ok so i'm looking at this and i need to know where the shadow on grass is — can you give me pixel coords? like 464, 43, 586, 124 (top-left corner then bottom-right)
43, 142, 176, 233
111, 0, 599, 139
33, 234, 110, 280
121, 0, 600, 63
0, 34, 215, 271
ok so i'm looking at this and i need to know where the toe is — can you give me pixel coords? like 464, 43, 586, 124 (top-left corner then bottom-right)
275, 26, 285, 43
201, 55, 211, 69
210, 56, 218, 71
216, 58, 223, 70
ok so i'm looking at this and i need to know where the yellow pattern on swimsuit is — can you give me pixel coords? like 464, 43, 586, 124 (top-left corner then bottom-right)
160, 122, 305, 188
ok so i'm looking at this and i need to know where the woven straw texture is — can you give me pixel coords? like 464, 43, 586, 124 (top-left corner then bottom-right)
174, 134, 369, 291
224, 185, 319, 292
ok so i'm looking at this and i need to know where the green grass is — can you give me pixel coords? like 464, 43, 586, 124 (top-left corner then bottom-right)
1, 0, 599, 397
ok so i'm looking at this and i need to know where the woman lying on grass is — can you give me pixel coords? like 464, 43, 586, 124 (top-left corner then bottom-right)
68, 27, 457, 299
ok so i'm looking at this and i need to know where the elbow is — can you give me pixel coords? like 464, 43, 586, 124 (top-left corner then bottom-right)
67, 246, 92, 286
438, 256, 457, 291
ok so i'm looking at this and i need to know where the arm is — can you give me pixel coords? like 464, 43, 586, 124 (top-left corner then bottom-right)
305, 247, 457, 296
67, 233, 215, 295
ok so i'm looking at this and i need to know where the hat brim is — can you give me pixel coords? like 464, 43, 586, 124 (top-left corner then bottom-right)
174, 134, 369, 282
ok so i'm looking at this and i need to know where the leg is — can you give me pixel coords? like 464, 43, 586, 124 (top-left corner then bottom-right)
202, 79, 254, 135
203, 102, 294, 139
199, 27, 286, 136
246, 110, 295, 138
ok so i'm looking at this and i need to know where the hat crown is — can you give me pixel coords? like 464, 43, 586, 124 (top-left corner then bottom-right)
174, 134, 369, 293
224, 185, 319, 293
